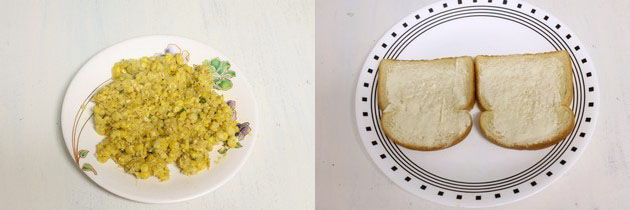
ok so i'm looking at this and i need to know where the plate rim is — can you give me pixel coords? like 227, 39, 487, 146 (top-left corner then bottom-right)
60, 34, 259, 203
353, 0, 600, 207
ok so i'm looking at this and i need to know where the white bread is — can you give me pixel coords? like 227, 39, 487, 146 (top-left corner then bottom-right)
378, 57, 474, 151
475, 51, 574, 150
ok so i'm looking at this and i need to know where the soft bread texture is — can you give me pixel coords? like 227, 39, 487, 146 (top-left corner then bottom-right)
475, 51, 574, 150
378, 57, 474, 151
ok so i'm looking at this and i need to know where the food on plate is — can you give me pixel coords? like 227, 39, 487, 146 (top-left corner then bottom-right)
475, 51, 574, 150
92, 45, 251, 181
377, 57, 474, 151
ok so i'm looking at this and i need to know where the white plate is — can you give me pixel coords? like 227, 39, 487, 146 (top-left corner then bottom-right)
354, 0, 599, 208
61, 35, 258, 203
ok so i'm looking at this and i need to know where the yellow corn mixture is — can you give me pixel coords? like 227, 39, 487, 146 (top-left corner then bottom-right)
92, 53, 239, 181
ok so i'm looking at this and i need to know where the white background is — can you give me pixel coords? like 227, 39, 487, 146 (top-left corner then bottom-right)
316, 0, 630, 209
0, 0, 314, 209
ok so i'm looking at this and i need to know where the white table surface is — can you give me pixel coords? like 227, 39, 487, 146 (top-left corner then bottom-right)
0, 0, 314, 209
316, 0, 630, 209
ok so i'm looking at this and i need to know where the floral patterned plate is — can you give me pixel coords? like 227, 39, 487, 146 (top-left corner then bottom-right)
61, 35, 258, 203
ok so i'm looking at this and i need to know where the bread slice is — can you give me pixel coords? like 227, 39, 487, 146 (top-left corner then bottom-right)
475, 51, 574, 150
377, 57, 474, 151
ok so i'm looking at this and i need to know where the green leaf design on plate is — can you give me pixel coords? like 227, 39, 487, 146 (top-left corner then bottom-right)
218, 147, 228, 154
223, 70, 236, 79
217, 66, 225, 75
218, 80, 233, 91
78, 150, 89, 158
82, 163, 97, 175
210, 58, 221, 70
235, 142, 242, 148
222, 61, 231, 69
218, 61, 231, 75
202, 57, 237, 91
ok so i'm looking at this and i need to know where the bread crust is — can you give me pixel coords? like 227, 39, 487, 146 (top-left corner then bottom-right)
382, 114, 472, 151
463, 56, 476, 110
377, 56, 474, 151
475, 51, 574, 150
474, 56, 490, 111
479, 110, 574, 150
377, 59, 392, 110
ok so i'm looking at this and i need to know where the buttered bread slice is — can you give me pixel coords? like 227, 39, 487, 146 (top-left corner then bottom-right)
378, 57, 474, 151
476, 51, 574, 150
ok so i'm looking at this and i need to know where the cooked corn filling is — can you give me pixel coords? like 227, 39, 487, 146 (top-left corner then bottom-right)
93, 53, 239, 181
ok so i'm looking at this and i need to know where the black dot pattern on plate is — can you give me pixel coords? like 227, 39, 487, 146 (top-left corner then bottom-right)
368, 68, 373, 73
365, 126, 371, 131
363, 112, 368, 117
359, 1, 596, 200
371, 141, 377, 145
589, 87, 594, 92
362, 97, 367, 102
363, 82, 369, 87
